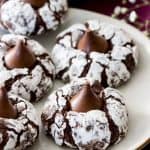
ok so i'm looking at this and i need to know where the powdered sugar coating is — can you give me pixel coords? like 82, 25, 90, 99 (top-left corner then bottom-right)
66, 111, 111, 149
104, 88, 128, 143
41, 78, 128, 149
0, 34, 55, 102
52, 20, 138, 87
0, 0, 68, 36
0, 93, 39, 150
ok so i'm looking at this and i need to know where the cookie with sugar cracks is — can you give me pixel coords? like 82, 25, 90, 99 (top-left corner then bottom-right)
0, 88, 39, 150
0, 34, 55, 102
41, 78, 128, 150
52, 20, 138, 87
0, 0, 68, 36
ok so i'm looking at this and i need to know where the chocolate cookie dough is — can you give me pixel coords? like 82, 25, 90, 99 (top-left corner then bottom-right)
41, 78, 128, 150
0, 34, 55, 102
0, 0, 68, 35
0, 87, 39, 149
52, 20, 138, 87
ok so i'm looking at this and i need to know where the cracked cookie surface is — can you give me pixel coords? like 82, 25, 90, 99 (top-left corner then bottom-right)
0, 93, 39, 150
0, 0, 68, 36
41, 78, 128, 150
0, 34, 55, 102
52, 20, 138, 87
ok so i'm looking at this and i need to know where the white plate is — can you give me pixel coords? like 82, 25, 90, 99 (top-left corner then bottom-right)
1, 8, 149, 150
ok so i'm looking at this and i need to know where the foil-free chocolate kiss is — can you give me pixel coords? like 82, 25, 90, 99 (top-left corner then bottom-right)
5, 40, 36, 69
77, 29, 109, 53
70, 83, 103, 112
0, 87, 17, 118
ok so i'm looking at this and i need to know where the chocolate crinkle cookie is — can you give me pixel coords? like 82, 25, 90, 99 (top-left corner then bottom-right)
0, 0, 68, 36
41, 78, 128, 150
0, 87, 39, 150
52, 20, 138, 87
0, 34, 55, 102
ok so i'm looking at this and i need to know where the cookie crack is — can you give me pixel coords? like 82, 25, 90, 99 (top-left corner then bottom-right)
21, 103, 39, 144
105, 95, 125, 106
4, 74, 27, 91
57, 55, 76, 81
37, 59, 54, 79
101, 68, 108, 88
79, 56, 92, 77
57, 32, 72, 46
63, 116, 76, 147
103, 100, 120, 145
53, 92, 76, 147
122, 53, 135, 73
33, 10, 47, 35
37, 54, 55, 79
50, 4, 67, 25
0, 121, 25, 149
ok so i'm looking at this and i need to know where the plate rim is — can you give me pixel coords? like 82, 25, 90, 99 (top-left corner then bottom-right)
136, 138, 150, 150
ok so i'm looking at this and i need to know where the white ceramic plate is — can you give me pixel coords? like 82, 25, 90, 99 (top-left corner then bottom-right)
1, 8, 150, 150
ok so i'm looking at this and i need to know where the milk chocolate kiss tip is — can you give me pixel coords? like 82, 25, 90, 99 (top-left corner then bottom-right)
24, 0, 46, 8
5, 40, 36, 69
70, 83, 103, 112
77, 29, 109, 53
0, 87, 17, 119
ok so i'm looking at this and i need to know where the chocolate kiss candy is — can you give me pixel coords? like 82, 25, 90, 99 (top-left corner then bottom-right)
5, 40, 36, 69
0, 87, 17, 119
77, 30, 109, 53
24, 0, 46, 8
70, 84, 103, 112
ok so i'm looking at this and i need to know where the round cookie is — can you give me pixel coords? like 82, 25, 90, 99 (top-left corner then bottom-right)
0, 34, 55, 102
52, 20, 138, 87
0, 87, 39, 149
41, 78, 128, 149
0, 0, 68, 36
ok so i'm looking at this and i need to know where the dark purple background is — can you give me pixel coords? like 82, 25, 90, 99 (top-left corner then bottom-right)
68, 0, 150, 149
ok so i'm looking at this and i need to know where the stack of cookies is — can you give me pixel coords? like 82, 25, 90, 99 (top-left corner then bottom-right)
0, 1, 138, 150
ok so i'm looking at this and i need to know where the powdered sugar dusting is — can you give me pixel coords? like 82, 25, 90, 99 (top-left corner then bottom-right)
0, 0, 68, 35
0, 34, 55, 102
0, 94, 39, 149
67, 110, 111, 149
1, 0, 36, 35
39, 3, 58, 30
41, 78, 128, 149
104, 88, 128, 143
52, 20, 138, 87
